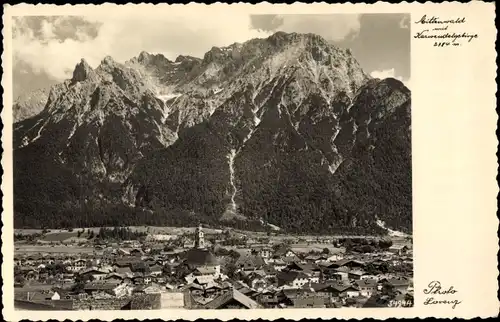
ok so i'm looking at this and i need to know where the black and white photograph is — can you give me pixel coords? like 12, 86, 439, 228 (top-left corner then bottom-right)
11, 9, 413, 311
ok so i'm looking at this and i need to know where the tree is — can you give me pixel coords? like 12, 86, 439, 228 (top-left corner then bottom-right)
361, 245, 374, 253
381, 283, 396, 299
228, 250, 241, 260
224, 262, 238, 279
378, 238, 393, 249
162, 264, 172, 276
14, 274, 25, 286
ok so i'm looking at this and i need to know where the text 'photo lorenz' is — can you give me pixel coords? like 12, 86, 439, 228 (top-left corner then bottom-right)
12, 11, 412, 311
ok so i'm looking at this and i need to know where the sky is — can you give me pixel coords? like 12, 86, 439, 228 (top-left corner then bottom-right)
12, 13, 410, 99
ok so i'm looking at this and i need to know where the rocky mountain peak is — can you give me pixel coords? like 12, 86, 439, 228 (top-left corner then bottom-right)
175, 55, 199, 63
72, 58, 97, 83
135, 51, 172, 66
14, 32, 411, 235
101, 55, 117, 67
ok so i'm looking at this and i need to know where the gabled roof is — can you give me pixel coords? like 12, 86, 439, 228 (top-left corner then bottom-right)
204, 288, 262, 309
282, 256, 298, 263
116, 267, 133, 275
195, 266, 217, 275
288, 262, 319, 272
79, 267, 107, 275
349, 269, 366, 276
386, 277, 410, 286
329, 281, 359, 292
277, 271, 309, 286
262, 265, 277, 275
105, 273, 124, 280
150, 265, 163, 272
389, 245, 408, 250
334, 266, 350, 273
194, 275, 214, 285
235, 254, 265, 268
355, 279, 378, 288
273, 247, 292, 257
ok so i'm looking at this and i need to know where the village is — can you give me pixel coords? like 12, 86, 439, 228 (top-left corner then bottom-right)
14, 225, 414, 310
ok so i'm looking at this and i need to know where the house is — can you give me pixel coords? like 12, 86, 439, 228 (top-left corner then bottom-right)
21, 289, 61, 302
67, 259, 87, 272
255, 291, 280, 308
355, 279, 378, 297
143, 275, 154, 284
304, 254, 328, 263
150, 265, 163, 276
348, 269, 366, 280
326, 249, 346, 262
273, 247, 296, 259
285, 262, 321, 277
204, 288, 262, 309
83, 282, 128, 297
388, 245, 409, 256
193, 275, 216, 285
332, 259, 366, 269
277, 271, 311, 288
332, 266, 350, 281
235, 255, 265, 271
273, 259, 287, 272
132, 273, 154, 285
382, 277, 410, 294
115, 266, 133, 276
114, 257, 142, 269
79, 268, 107, 281
50, 291, 61, 301
244, 271, 268, 291
336, 283, 360, 298
194, 265, 220, 278
140, 283, 163, 294
262, 264, 277, 276
255, 247, 272, 259
276, 288, 316, 307
105, 273, 125, 283
183, 239, 195, 249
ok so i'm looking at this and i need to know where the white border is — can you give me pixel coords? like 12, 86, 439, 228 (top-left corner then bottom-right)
2, 2, 498, 320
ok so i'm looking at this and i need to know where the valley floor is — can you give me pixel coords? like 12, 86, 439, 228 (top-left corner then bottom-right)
13, 225, 413, 310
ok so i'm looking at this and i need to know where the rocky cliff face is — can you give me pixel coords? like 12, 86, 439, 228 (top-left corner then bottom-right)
14, 32, 411, 234
13, 88, 50, 122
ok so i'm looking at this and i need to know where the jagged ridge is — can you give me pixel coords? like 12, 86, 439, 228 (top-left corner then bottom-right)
14, 31, 411, 234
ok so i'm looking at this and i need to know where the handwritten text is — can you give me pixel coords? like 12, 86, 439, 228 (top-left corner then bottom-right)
413, 15, 479, 47
423, 281, 462, 309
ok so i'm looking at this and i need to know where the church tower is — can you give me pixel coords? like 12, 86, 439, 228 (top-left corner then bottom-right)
194, 224, 205, 249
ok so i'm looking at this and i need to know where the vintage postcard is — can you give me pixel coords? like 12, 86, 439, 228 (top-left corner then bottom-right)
1, 2, 498, 321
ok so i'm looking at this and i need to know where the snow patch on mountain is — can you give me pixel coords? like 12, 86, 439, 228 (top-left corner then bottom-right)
156, 92, 181, 102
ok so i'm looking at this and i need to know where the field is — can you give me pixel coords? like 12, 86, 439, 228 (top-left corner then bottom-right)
14, 225, 412, 249
14, 245, 94, 254
15, 226, 225, 237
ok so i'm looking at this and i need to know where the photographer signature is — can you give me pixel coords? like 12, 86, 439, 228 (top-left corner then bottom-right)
423, 281, 462, 309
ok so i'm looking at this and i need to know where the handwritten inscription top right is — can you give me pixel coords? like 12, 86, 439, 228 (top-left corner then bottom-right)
414, 15, 479, 47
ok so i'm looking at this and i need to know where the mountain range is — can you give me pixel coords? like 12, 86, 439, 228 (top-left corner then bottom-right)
13, 31, 412, 234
